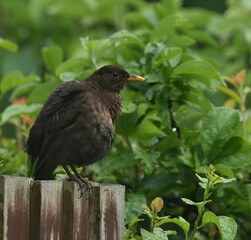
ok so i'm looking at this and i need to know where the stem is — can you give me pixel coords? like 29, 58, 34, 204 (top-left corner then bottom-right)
151, 212, 157, 232
185, 233, 189, 240
188, 180, 211, 240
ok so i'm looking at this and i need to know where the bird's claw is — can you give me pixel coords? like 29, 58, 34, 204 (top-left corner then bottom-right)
67, 177, 92, 198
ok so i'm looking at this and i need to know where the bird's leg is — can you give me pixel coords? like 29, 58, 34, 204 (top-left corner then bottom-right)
62, 165, 86, 198
69, 164, 92, 193
62, 165, 74, 178
69, 164, 84, 179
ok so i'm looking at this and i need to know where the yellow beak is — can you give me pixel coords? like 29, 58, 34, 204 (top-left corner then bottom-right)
127, 75, 145, 82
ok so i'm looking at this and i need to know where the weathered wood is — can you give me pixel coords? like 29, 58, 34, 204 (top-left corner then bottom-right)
88, 183, 101, 240
0, 176, 125, 240
63, 181, 89, 240
30, 180, 64, 240
100, 185, 125, 240
0, 175, 31, 240
89, 184, 125, 240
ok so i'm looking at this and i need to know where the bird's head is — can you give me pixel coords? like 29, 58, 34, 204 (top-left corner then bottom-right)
89, 65, 144, 92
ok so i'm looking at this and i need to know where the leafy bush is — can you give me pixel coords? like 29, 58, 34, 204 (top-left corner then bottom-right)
1, 0, 251, 239
136, 166, 236, 240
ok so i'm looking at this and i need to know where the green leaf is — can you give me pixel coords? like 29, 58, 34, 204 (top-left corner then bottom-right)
165, 48, 183, 68
216, 137, 251, 168
134, 117, 166, 146
209, 174, 235, 186
128, 216, 144, 229
179, 146, 198, 168
180, 9, 217, 28
168, 35, 195, 48
116, 113, 138, 136
218, 216, 237, 240
0, 152, 27, 175
214, 164, 235, 178
42, 45, 63, 73
0, 38, 18, 52
152, 47, 183, 70
205, 169, 236, 186
110, 29, 145, 49
27, 81, 60, 104
1, 71, 37, 94
199, 107, 240, 162
195, 174, 208, 189
56, 58, 89, 78
80, 37, 111, 66
188, 30, 218, 47
151, 15, 184, 41
172, 60, 223, 86
156, 216, 190, 235
141, 227, 170, 240
181, 198, 197, 205
126, 193, 146, 224
202, 211, 237, 240
135, 151, 160, 174
9, 82, 39, 101
0, 104, 42, 125
202, 211, 220, 227
179, 86, 213, 111
121, 90, 139, 114
108, 30, 145, 64
181, 198, 211, 208
59, 72, 78, 82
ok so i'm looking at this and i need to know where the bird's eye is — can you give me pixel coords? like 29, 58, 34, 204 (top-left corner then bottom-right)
112, 72, 119, 78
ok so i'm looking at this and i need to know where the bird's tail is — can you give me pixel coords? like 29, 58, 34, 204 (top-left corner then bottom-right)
28, 155, 57, 180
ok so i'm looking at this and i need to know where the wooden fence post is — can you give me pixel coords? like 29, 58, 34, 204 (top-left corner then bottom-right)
29, 180, 64, 240
98, 184, 125, 240
88, 184, 125, 240
0, 175, 31, 240
0, 176, 125, 240
63, 181, 89, 240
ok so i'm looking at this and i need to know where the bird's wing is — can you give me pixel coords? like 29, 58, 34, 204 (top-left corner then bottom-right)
41, 80, 85, 118
25, 80, 93, 163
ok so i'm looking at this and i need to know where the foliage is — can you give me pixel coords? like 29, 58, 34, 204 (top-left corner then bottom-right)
1, 0, 251, 239
135, 165, 236, 240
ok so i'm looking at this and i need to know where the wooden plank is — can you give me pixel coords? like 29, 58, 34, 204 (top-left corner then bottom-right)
88, 183, 101, 240
29, 180, 64, 240
0, 175, 31, 240
63, 181, 89, 240
89, 184, 125, 240
100, 185, 125, 240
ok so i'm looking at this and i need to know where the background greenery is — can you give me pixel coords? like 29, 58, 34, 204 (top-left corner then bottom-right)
1, 0, 251, 239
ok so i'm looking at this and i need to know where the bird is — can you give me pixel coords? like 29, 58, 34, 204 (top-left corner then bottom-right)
25, 65, 144, 184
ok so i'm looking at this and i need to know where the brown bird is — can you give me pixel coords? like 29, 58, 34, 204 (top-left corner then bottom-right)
25, 65, 144, 182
